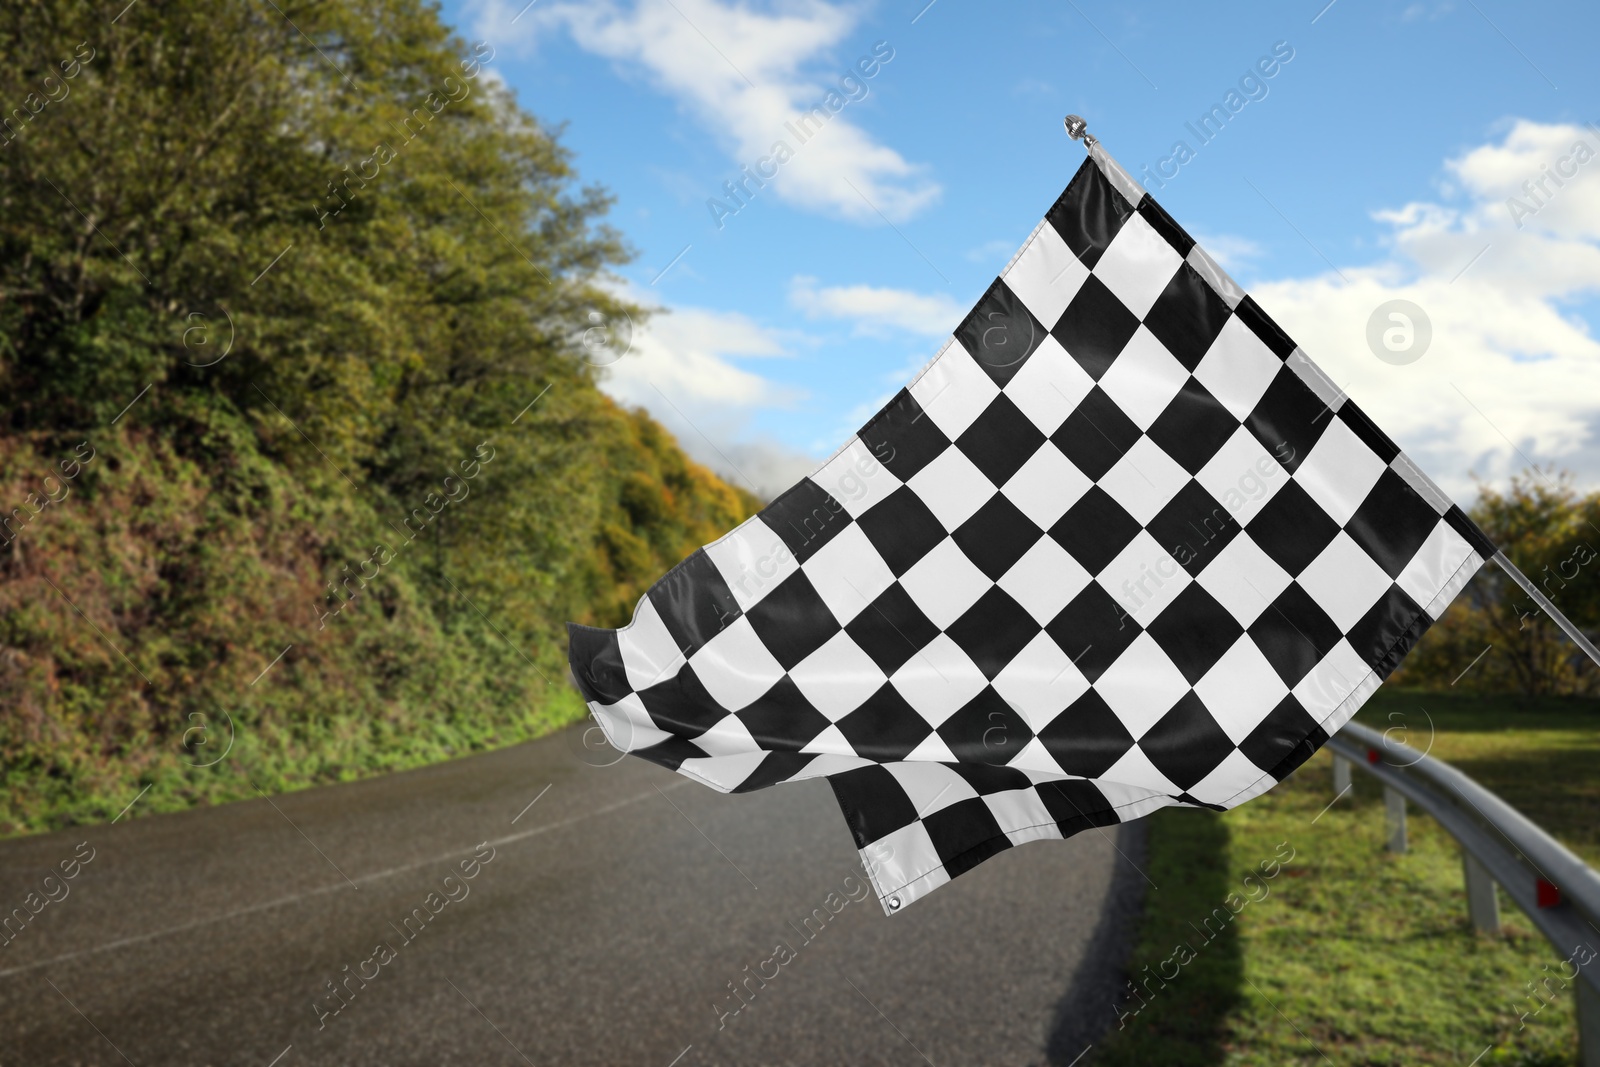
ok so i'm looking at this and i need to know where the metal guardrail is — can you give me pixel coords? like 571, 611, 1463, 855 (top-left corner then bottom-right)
1327, 721, 1600, 1066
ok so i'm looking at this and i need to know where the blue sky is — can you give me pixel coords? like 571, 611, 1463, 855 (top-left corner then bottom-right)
441, 0, 1600, 500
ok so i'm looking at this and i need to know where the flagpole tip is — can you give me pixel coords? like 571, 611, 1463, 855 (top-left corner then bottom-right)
1063, 115, 1097, 150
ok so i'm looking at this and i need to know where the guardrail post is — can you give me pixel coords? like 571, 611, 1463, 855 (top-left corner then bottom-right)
1460, 851, 1500, 935
1384, 786, 1407, 853
1579, 978, 1600, 1067
1333, 720, 1600, 1065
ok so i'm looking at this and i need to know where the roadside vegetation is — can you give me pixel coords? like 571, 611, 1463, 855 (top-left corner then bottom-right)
1085, 691, 1597, 1067
0, 0, 758, 834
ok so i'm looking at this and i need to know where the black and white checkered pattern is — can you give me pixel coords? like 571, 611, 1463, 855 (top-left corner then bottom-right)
568, 144, 1496, 914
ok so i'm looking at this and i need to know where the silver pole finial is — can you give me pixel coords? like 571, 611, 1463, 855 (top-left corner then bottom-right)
1063, 115, 1097, 150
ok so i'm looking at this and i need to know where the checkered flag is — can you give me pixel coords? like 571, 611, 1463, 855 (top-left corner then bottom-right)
568, 141, 1495, 914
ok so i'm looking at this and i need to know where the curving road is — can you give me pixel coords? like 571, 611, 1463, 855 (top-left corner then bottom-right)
0, 722, 1145, 1066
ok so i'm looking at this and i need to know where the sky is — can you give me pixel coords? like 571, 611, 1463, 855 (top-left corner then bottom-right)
439, 0, 1600, 503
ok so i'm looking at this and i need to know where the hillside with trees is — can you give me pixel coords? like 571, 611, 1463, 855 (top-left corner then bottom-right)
0, 0, 758, 834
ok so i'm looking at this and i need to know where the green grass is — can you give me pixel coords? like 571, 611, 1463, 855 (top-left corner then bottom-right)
1353, 690, 1600, 867
1086, 689, 1598, 1067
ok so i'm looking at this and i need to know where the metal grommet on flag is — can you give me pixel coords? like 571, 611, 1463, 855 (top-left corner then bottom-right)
567, 120, 1503, 917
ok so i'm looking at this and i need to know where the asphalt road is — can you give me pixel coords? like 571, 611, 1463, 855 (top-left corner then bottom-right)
0, 722, 1146, 1066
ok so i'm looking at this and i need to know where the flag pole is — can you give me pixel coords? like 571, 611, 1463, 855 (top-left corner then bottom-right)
1492, 551, 1600, 670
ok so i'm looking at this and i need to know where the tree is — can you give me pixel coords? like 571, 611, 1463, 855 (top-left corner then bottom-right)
0, 0, 757, 833
1393, 470, 1600, 696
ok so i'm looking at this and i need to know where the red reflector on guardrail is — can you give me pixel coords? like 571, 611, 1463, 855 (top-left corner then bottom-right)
1366, 747, 1380, 764
1536, 879, 1562, 909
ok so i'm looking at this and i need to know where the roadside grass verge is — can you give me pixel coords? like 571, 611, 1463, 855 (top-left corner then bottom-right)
1083, 689, 1597, 1066
1358, 690, 1600, 867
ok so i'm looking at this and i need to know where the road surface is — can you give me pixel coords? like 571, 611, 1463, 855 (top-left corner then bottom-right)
0, 722, 1146, 1066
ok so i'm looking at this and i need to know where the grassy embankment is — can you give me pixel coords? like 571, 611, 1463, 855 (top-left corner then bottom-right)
1086, 688, 1599, 1067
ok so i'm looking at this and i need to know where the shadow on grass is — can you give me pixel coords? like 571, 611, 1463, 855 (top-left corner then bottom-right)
1074, 808, 1243, 1067
1042, 820, 1150, 1065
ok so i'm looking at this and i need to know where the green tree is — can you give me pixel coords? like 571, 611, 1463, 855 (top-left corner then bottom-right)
0, 0, 758, 833
1394, 470, 1600, 696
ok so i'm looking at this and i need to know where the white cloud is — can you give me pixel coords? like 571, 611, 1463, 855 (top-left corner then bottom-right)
1246, 119, 1600, 499
598, 273, 962, 495
716, 439, 824, 497
966, 236, 1019, 264
1189, 231, 1263, 272
1399, 1, 1453, 22
472, 0, 938, 223
591, 284, 814, 497
789, 275, 964, 337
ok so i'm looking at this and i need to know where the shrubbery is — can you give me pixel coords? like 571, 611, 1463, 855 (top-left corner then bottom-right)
1395, 471, 1600, 696
0, 0, 757, 833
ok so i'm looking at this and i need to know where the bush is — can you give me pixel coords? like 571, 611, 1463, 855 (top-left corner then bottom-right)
0, 0, 758, 833
1392, 471, 1600, 696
